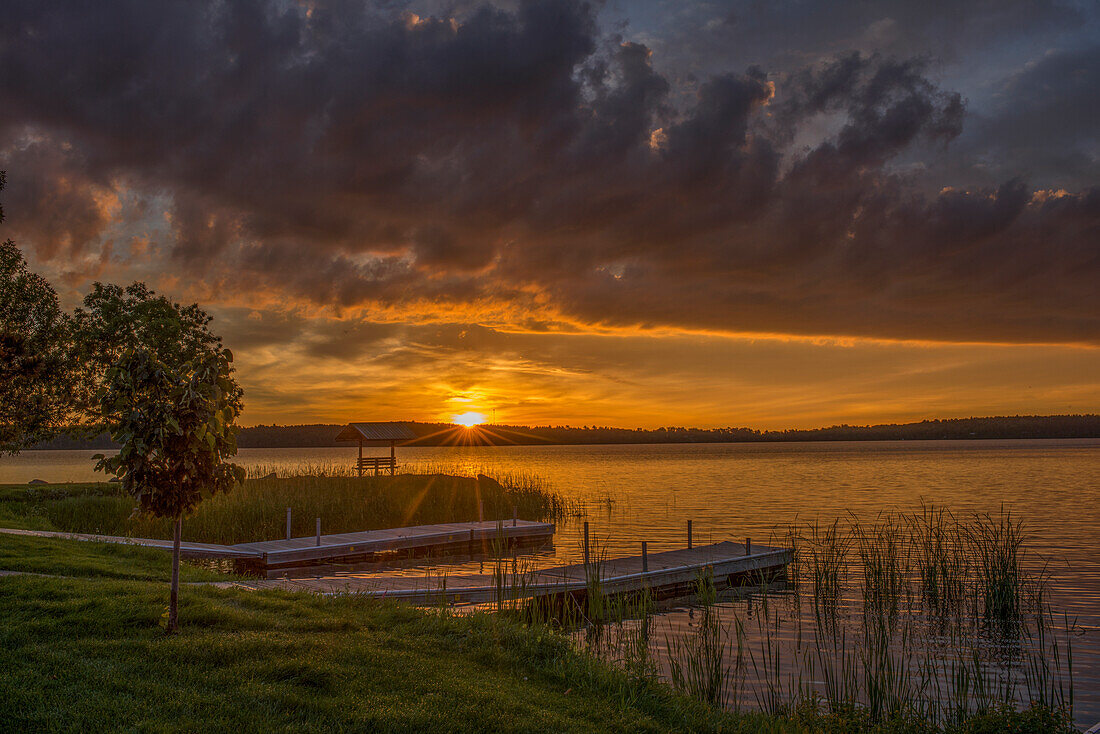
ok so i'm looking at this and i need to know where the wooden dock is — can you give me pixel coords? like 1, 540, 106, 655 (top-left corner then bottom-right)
0, 520, 555, 570
228, 541, 791, 604
233, 520, 555, 570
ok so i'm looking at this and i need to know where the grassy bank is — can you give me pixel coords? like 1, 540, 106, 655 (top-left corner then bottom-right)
0, 532, 233, 581
0, 472, 569, 545
0, 572, 768, 733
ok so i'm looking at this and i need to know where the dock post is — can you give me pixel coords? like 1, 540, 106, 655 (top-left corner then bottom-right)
583, 521, 590, 566
512, 505, 517, 527
286, 507, 292, 541
316, 518, 321, 547
745, 537, 751, 555
687, 520, 693, 550
642, 541, 648, 572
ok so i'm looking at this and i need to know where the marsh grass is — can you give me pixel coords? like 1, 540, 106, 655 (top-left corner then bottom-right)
1, 470, 571, 544
482, 503, 1070, 730
966, 507, 1029, 624
667, 569, 732, 709
906, 503, 967, 617
622, 506, 1076, 730
801, 519, 850, 625
853, 514, 909, 621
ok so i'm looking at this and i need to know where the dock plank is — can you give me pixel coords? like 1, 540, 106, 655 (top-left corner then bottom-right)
234, 519, 554, 565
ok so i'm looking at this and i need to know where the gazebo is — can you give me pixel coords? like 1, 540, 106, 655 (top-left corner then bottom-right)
335, 422, 418, 476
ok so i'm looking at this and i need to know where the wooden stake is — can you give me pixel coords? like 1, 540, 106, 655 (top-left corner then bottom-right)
745, 537, 751, 555
315, 517, 321, 546
687, 520, 693, 550
583, 521, 590, 566
642, 541, 648, 572
286, 507, 292, 541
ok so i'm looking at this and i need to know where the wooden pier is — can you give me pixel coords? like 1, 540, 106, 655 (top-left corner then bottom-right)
233, 520, 555, 570
229, 541, 791, 604
0, 519, 555, 571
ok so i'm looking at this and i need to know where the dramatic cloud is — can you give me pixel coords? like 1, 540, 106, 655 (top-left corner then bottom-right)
967, 44, 1100, 189
0, 0, 1097, 425
2, 0, 1096, 346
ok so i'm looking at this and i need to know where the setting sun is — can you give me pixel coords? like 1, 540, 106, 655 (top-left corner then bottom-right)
452, 411, 486, 427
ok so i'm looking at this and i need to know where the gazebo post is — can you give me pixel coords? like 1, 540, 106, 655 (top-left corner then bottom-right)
357, 438, 363, 478
389, 441, 395, 475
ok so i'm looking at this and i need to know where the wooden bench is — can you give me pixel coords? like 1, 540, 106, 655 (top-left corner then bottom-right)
357, 456, 397, 476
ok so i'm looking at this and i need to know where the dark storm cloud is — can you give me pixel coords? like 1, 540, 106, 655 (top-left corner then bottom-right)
770, 52, 965, 168
967, 44, 1100, 189
622, 0, 1084, 75
0, 0, 1097, 345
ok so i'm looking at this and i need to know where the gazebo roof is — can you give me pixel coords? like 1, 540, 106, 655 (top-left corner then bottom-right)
335, 422, 418, 445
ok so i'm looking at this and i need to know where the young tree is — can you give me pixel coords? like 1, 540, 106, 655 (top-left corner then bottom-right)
0, 172, 76, 453
82, 284, 244, 632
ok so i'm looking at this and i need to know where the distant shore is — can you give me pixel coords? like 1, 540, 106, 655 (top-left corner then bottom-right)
29, 414, 1100, 451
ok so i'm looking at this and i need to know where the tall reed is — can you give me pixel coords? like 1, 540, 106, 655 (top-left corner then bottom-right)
853, 514, 908, 621
667, 570, 732, 708
907, 503, 967, 616
801, 519, 850, 625
966, 507, 1028, 623
35, 470, 571, 544
638, 506, 1075, 729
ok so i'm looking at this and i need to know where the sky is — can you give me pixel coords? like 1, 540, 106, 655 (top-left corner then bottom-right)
1, 0, 1098, 429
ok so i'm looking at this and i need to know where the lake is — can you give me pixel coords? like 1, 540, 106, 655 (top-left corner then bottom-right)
5, 439, 1099, 725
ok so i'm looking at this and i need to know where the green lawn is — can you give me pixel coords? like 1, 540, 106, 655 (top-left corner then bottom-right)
0, 532, 233, 581
0, 574, 772, 733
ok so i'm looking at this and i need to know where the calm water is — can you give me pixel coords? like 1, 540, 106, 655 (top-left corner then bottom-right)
5, 439, 1099, 724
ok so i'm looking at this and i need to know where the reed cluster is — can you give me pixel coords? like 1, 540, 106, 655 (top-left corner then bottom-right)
541, 505, 1077, 730
16, 469, 571, 544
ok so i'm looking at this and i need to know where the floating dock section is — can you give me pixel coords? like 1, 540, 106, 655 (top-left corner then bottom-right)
231, 540, 792, 604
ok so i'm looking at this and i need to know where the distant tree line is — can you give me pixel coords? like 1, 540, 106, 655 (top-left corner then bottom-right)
33, 414, 1100, 451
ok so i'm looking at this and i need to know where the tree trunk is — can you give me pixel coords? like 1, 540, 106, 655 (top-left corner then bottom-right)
167, 514, 182, 634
